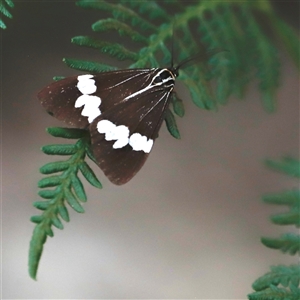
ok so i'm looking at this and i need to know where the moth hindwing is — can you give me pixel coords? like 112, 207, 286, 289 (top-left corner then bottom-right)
38, 68, 177, 185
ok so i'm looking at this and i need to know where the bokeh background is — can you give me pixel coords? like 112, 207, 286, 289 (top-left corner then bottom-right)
2, 1, 299, 299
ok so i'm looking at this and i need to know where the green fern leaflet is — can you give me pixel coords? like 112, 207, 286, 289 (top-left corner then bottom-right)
0, 0, 14, 29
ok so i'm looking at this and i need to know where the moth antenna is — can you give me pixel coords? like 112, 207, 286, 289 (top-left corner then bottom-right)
175, 48, 229, 71
171, 21, 175, 69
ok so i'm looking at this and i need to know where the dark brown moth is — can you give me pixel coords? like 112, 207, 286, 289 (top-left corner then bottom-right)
38, 67, 178, 185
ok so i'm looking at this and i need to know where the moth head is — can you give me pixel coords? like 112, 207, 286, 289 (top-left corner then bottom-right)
152, 69, 175, 88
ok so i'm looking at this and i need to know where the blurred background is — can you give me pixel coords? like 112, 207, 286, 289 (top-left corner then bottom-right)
2, 1, 299, 299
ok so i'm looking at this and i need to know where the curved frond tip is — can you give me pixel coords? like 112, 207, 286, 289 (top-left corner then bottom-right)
29, 128, 102, 279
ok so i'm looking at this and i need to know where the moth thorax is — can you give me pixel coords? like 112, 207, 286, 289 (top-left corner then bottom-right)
152, 69, 175, 87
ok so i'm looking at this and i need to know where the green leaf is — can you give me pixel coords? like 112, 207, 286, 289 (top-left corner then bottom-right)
40, 161, 70, 174
265, 157, 300, 178
29, 226, 47, 280
252, 265, 300, 291
248, 284, 300, 300
182, 76, 215, 110
71, 173, 87, 202
38, 189, 59, 199
0, 0, 14, 30
270, 210, 300, 227
51, 216, 64, 230
85, 146, 98, 165
120, 0, 170, 20
0, 2, 12, 17
44, 226, 54, 238
76, 0, 157, 31
38, 176, 61, 188
263, 189, 300, 206
64, 189, 85, 213
267, 14, 300, 70
46, 127, 88, 139
92, 18, 147, 43
72, 36, 139, 61
33, 201, 51, 211
261, 234, 300, 255
164, 108, 180, 139
63, 58, 118, 73
262, 189, 300, 227
79, 162, 103, 189
171, 92, 185, 117
30, 215, 44, 224
41, 144, 77, 156
57, 204, 70, 222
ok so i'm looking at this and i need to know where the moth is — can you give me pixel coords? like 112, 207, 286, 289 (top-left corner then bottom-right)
37, 54, 211, 185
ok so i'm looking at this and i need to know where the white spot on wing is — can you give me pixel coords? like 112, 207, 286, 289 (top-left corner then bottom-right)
97, 120, 116, 140
97, 120, 153, 153
113, 135, 129, 149
129, 133, 153, 153
144, 139, 153, 153
77, 75, 97, 94
97, 120, 130, 149
75, 74, 102, 123
75, 95, 101, 123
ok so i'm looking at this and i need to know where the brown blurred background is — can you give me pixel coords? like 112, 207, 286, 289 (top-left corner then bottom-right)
2, 1, 299, 299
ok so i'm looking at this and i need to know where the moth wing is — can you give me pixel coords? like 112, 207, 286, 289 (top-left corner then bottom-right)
89, 88, 173, 185
37, 69, 156, 128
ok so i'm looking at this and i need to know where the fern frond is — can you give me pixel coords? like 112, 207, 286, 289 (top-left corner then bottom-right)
266, 14, 300, 71
42, 144, 78, 156
248, 284, 300, 300
261, 233, 300, 255
72, 0, 298, 118
79, 161, 102, 188
248, 157, 300, 298
0, 0, 14, 29
92, 18, 148, 43
265, 157, 300, 178
263, 189, 300, 227
252, 265, 300, 292
263, 189, 300, 206
63, 58, 118, 73
46, 127, 88, 139
71, 36, 139, 61
238, 5, 280, 112
164, 109, 180, 139
269, 209, 300, 227
171, 92, 185, 117
29, 128, 102, 280
40, 161, 70, 174
77, 0, 157, 31
120, 0, 171, 21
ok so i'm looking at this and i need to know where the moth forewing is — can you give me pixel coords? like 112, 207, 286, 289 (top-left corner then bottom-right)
37, 69, 158, 128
